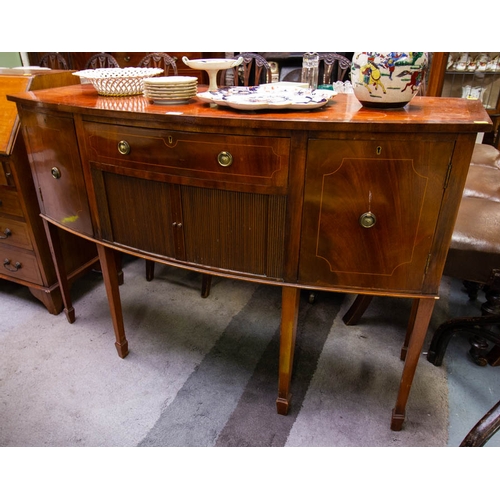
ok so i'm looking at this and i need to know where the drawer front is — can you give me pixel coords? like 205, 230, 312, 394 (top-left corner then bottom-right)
0, 246, 42, 285
84, 122, 290, 193
0, 159, 15, 187
0, 185, 23, 217
0, 216, 32, 250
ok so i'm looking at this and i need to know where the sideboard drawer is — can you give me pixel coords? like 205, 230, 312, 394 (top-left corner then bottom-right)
0, 217, 32, 250
0, 247, 42, 285
0, 186, 23, 218
84, 122, 290, 192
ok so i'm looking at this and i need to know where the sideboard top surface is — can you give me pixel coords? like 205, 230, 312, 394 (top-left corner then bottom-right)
7, 83, 493, 134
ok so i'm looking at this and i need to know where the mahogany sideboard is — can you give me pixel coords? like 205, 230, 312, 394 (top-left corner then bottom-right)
0, 70, 98, 314
8, 84, 492, 430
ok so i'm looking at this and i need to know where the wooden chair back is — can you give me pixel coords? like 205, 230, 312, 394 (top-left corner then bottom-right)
138, 52, 178, 76
39, 53, 69, 70
85, 53, 120, 69
220, 52, 272, 87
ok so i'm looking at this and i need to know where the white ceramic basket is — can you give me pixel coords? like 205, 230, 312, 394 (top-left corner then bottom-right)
73, 67, 164, 96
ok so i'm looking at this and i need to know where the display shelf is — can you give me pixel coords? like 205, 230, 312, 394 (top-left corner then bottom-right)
428, 53, 500, 147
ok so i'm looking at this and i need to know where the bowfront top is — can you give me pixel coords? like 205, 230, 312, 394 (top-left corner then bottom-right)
8, 83, 492, 134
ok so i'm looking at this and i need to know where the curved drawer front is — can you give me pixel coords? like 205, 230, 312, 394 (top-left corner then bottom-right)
0, 217, 32, 250
0, 247, 42, 285
21, 110, 94, 237
84, 122, 290, 193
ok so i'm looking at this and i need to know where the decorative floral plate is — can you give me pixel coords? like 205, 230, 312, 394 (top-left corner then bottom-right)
197, 85, 337, 111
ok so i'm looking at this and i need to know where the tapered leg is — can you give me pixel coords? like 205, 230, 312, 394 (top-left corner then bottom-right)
42, 219, 75, 323
276, 286, 301, 415
400, 298, 419, 361
145, 259, 155, 282
201, 274, 212, 298
96, 244, 129, 358
391, 297, 436, 431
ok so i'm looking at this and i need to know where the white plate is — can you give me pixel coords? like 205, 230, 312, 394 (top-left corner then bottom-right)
143, 76, 197, 84
149, 97, 194, 105
144, 82, 197, 89
197, 86, 336, 111
144, 88, 197, 96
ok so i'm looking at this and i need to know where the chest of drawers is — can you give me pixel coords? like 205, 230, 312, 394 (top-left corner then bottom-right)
0, 70, 98, 314
9, 84, 492, 430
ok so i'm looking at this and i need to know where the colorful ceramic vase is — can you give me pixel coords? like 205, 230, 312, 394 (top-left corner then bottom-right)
351, 52, 428, 108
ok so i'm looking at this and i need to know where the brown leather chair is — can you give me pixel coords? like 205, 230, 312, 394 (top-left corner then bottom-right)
138, 52, 178, 76
426, 143, 500, 366
39, 52, 69, 70
85, 53, 120, 69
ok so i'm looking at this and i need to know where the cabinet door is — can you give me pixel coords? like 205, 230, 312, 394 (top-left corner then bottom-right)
181, 185, 286, 278
92, 170, 287, 279
92, 170, 177, 259
299, 138, 455, 293
20, 109, 93, 236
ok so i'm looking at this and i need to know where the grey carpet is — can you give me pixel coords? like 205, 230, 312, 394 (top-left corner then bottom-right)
0, 256, 449, 446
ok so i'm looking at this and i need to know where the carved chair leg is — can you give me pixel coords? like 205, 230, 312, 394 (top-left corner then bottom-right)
469, 335, 490, 366
463, 280, 481, 300
487, 344, 500, 366
427, 314, 500, 366
342, 294, 373, 325
460, 399, 500, 447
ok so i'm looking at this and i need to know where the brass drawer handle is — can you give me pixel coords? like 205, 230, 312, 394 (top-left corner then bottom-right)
4, 258, 21, 272
359, 211, 376, 228
217, 151, 233, 167
118, 140, 131, 155
0, 228, 12, 239
51, 167, 61, 179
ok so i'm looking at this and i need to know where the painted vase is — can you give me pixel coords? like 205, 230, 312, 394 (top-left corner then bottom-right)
350, 52, 428, 108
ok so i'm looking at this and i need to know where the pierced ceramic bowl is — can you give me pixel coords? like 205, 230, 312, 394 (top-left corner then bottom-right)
73, 67, 164, 96
350, 52, 428, 108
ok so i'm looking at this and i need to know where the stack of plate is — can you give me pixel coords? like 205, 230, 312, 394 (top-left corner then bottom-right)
143, 76, 198, 104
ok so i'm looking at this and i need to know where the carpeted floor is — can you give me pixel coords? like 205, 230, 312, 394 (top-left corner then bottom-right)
0, 256, 497, 448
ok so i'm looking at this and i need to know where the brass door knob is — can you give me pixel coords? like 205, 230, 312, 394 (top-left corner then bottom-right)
118, 140, 131, 155
51, 167, 61, 179
359, 212, 376, 228
217, 151, 233, 167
